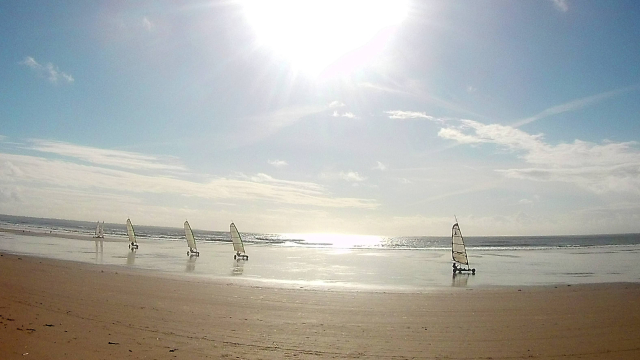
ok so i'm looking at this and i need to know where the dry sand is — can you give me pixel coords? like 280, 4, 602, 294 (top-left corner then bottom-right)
1, 253, 639, 359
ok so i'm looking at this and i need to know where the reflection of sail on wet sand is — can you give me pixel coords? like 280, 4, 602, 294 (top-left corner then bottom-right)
185, 256, 197, 272
94, 239, 103, 264
232, 260, 244, 276
126, 250, 136, 266
451, 273, 470, 287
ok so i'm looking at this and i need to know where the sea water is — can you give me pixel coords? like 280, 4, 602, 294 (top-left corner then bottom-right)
0, 214, 639, 290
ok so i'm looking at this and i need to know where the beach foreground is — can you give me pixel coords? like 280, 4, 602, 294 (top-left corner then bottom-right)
1, 253, 639, 359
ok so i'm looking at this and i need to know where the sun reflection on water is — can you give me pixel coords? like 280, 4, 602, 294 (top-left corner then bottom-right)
281, 233, 383, 249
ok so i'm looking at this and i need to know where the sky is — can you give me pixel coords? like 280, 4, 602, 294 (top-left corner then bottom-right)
1, 0, 640, 236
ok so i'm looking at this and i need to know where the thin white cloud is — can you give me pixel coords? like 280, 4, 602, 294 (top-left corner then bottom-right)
439, 119, 640, 194
373, 161, 386, 171
268, 159, 288, 168
0, 186, 21, 202
142, 16, 154, 31
329, 101, 345, 108
363, 79, 490, 121
550, 0, 568, 12
19, 56, 74, 84
26, 140, 185, 172
0, 150, 378, 210
340, 171, 366, 182
332, 111, 356, 118
232, 105, 325, 147
513, 85, 638, 127
385, 110, 436, 120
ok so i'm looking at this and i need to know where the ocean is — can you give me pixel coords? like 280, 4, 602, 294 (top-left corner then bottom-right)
1, 214, 639, 290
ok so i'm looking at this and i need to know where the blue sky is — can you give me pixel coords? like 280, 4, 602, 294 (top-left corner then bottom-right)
1, 0, 640, 236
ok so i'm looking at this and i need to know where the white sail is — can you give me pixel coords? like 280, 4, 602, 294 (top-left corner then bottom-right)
452, 222, 469, 265
94, 221, 104, 238
184, 220, 197, 250
126, 218, 137, 244
230, 222, 245, 254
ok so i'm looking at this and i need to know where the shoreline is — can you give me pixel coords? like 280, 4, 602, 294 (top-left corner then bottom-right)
0, 227, 125, 242
1, 252, 640, 359
2, 228, 640, 290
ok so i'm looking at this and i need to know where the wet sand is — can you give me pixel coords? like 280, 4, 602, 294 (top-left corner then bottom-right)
1, 253, 639, 359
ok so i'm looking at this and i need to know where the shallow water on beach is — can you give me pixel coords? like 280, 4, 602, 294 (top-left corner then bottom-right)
1, 231, 639, 291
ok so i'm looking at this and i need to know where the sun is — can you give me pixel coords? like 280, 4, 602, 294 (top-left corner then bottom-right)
240, 0, 409, 77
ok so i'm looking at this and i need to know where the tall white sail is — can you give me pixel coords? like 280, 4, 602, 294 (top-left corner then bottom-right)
230, 222, 245, 254
452, 222, 469, 265
94, 221, 104, 238
184, 220, 197, 250
126, 218, 137, 244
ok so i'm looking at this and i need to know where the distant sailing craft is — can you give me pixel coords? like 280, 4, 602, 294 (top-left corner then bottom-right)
452, 217, 475, 274
126, 218, 139, 250
183, 220, 200, 257
93, 221, 104, 239
230, 222, 248, 260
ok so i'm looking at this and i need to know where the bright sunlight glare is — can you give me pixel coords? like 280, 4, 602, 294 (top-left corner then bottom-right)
282, 233, 384, 248
240, 0, 409, 77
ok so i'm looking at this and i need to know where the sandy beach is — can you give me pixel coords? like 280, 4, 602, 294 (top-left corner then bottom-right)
1, 253, 639, 359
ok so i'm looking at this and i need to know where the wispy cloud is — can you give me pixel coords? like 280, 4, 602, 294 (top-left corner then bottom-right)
0, 149, 378, 210
550, 0, 569, 12
268, 159, 288, 168
233, 105, 325, 147
339, 171, 367, 182
27, 140, 185, 172
373, 161, 386, 171
328, 101, 345, 108
142, 16, 154, 31
439, 119, 640, 194
332, 111, 356, 118
362, 79, 490, 121
19, 56, 74, 84
385, 110, 437, 120
0, 186, 21, 202
513, 85, 638, 127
